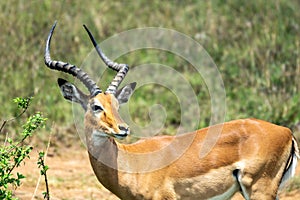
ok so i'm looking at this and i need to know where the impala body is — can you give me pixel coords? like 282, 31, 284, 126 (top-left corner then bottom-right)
44, 22, 299, 200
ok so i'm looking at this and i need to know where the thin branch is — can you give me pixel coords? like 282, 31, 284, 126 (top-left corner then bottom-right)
42, 134, 51, 200
34, 124, 52, 200
0, 98, 30, 134
0, 120, 8, 133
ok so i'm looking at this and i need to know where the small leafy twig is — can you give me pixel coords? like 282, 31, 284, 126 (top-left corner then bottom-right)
5, 112, 46, 156
6, 145, 33, 179
0, 97, 32, 134
37, 151, 50, 200
32, 124, 52, 200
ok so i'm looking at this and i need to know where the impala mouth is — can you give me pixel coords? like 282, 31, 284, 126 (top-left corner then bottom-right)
92, 129, 129, 140
114, 128, 130, 139
114, 133, 129, 139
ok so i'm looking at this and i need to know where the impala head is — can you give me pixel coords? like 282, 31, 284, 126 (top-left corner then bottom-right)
44, 22, 136, 139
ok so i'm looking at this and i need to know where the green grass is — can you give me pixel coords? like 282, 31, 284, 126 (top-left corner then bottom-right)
0, 0, 300, 138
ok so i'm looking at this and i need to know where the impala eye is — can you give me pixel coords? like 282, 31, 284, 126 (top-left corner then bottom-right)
91, 104, 103, 112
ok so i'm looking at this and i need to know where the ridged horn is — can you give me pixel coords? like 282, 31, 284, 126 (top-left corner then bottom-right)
83, 25, 129, 95
44, 21, 102, 96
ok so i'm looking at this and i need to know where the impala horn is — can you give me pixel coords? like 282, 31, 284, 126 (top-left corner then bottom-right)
83, 25, 129, 95
44, 21, 102, 96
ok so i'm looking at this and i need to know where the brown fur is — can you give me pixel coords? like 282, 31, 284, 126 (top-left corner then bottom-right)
84, 99, 296, 200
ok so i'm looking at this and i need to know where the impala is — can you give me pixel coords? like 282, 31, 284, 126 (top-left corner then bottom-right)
44, 22, 299, 200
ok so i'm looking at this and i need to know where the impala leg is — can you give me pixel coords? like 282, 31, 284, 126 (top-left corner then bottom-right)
238, 174, 282, 200
153, 184, 177, 200
249, 150, 293, 199
233, 170, 277, 200
250, 180, 279, 200
237, 172, 283, 200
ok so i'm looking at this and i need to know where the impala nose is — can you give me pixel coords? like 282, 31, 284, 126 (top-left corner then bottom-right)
115, 125, 130, 139
119, 125, 129, 134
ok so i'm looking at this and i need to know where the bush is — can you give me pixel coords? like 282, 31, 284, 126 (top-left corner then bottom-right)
0, 97, 48, 200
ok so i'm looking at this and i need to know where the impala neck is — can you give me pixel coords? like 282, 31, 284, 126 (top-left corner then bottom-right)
85, 127, 123, 193
86, 128, 120, 168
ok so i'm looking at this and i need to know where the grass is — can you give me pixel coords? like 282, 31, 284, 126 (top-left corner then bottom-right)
0, 0, 300, 136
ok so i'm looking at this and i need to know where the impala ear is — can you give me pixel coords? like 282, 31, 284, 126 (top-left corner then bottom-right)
115, 82, 136, 105
57, 78, 89, 111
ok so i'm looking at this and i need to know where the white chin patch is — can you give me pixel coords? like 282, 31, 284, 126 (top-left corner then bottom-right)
92, 129, 128, 141
92, 130, 108, 138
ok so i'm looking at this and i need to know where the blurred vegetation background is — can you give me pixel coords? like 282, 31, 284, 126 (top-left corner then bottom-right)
0, 0, 300, 141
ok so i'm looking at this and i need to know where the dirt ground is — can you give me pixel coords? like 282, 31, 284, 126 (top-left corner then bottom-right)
15, 140, 300, 200
15, 145, 118, 200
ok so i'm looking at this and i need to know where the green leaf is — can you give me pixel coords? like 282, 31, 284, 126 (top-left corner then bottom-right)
13, 97, 33, 109
17, 172, 25, 180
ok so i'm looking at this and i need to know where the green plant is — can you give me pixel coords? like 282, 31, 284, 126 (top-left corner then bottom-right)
37, 151, 50, 200
0, 97, 47, 200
